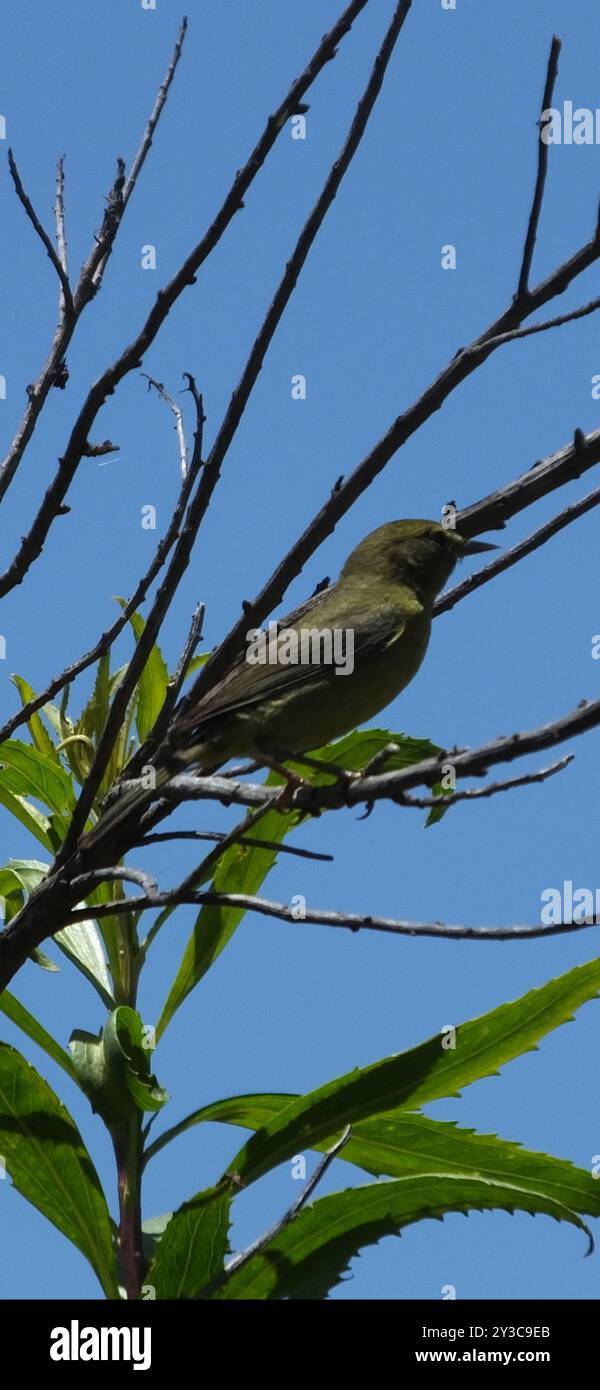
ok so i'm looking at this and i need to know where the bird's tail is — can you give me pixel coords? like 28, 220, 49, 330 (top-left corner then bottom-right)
83, 762, 174, 848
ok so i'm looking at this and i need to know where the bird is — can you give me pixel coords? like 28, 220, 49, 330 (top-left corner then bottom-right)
87, 519, 495, 842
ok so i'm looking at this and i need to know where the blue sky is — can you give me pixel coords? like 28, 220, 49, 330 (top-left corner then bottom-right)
1, 0, 600, 1300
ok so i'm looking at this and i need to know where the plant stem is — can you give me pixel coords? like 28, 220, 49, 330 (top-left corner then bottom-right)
114, 1114, 146, 1299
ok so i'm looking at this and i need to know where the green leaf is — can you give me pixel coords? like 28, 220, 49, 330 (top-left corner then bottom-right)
69, 1031, 119, 1126
29, 947, 59, 972
0, 992, 78, 1083
214, 1175, 592, 1300
70, 1008, 167, 1125
0, 862, 51, 961
119, 605, 169, 743
0, 741, 75, 817
0, 857, 48, 898
144, 1096, 600, 1229
142, 1212, 173, 1263
104, 1007, 168, 1113
0, 1044, 119, 1296
225, 957, 600, 1188
182, 652, 211, 679
146, 1184, 231, 1299
81, 652, 111, 745
334, 1113, 600, 1212
11, 675, 60, 761
0, 782, 54, 849
54, 919, 114, 1008
290, 728, 443, 781
143, 1093, 289, 1167
41, 698, 71, 741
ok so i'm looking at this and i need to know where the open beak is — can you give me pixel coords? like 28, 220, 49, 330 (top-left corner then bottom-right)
463, 538, 499, 555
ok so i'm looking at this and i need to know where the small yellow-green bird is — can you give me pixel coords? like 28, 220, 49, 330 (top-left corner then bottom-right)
91, 519, 494, 839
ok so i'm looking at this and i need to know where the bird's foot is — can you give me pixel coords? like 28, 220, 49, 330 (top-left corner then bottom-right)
257, 755, 307, 811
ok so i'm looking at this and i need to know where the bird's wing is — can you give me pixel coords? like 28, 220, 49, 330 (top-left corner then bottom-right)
173, 591, 410, 739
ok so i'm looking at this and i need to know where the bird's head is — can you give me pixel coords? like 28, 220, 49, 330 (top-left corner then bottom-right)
340, 519, 496, 601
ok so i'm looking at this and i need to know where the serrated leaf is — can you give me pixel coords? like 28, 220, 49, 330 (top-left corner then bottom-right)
146, 1184, 231, 1298
225, 957, 600, 1188
143, 1097, 600, 1228
214, 1175, 592, 1300
0, 1044, 119, 1296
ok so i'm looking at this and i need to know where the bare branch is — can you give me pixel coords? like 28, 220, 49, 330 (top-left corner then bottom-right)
161, 601, 205, 711
91, 16, 188, 288
0, 0, 371, 589
136, 829, 333, 863
186, 228, 600, 709
68, 864, 159, 899
517, 34, 561, 298
397, 755, 574, 807
219, 1125, 352, 1285
0, 406, 205, 749
0, 19, 189, 505
437, 482, 600, 616
54, 154, 69, 322
64, 889, 598, 944
453, 423, 600, 539
470, 292, 600, 353
7, 148, 74, 317
57, 0, 414, 858
1, 686, 599, 991
175, 795, 283, 897
142, 374, 188, 480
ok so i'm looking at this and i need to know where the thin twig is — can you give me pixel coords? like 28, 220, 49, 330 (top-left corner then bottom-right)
92, 17, 188, 289
2, 678, 600, 989
142, 374, 188, 480
0, 19, 189, 505
517, 35, 561, 298
154, 601, 204, 731
68, 864, 159, 898
7, 148, 74, 317
175, 795, 283, 897
219, 1125, 352, 1286
54, 155, 69, 322
185, 229, 600, 711
438, 483, 600, 615
136, 829, 333, 862
0, 410, 205, 750
56, 0, 414, 859
454, 424, 600, 538
64, 890, 599, 943
469, 293, 600, 354
0, 0, 370, 588
396, 755, 573, 807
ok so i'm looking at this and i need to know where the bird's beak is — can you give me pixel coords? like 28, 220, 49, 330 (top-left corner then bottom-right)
462, 538, 499, 555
